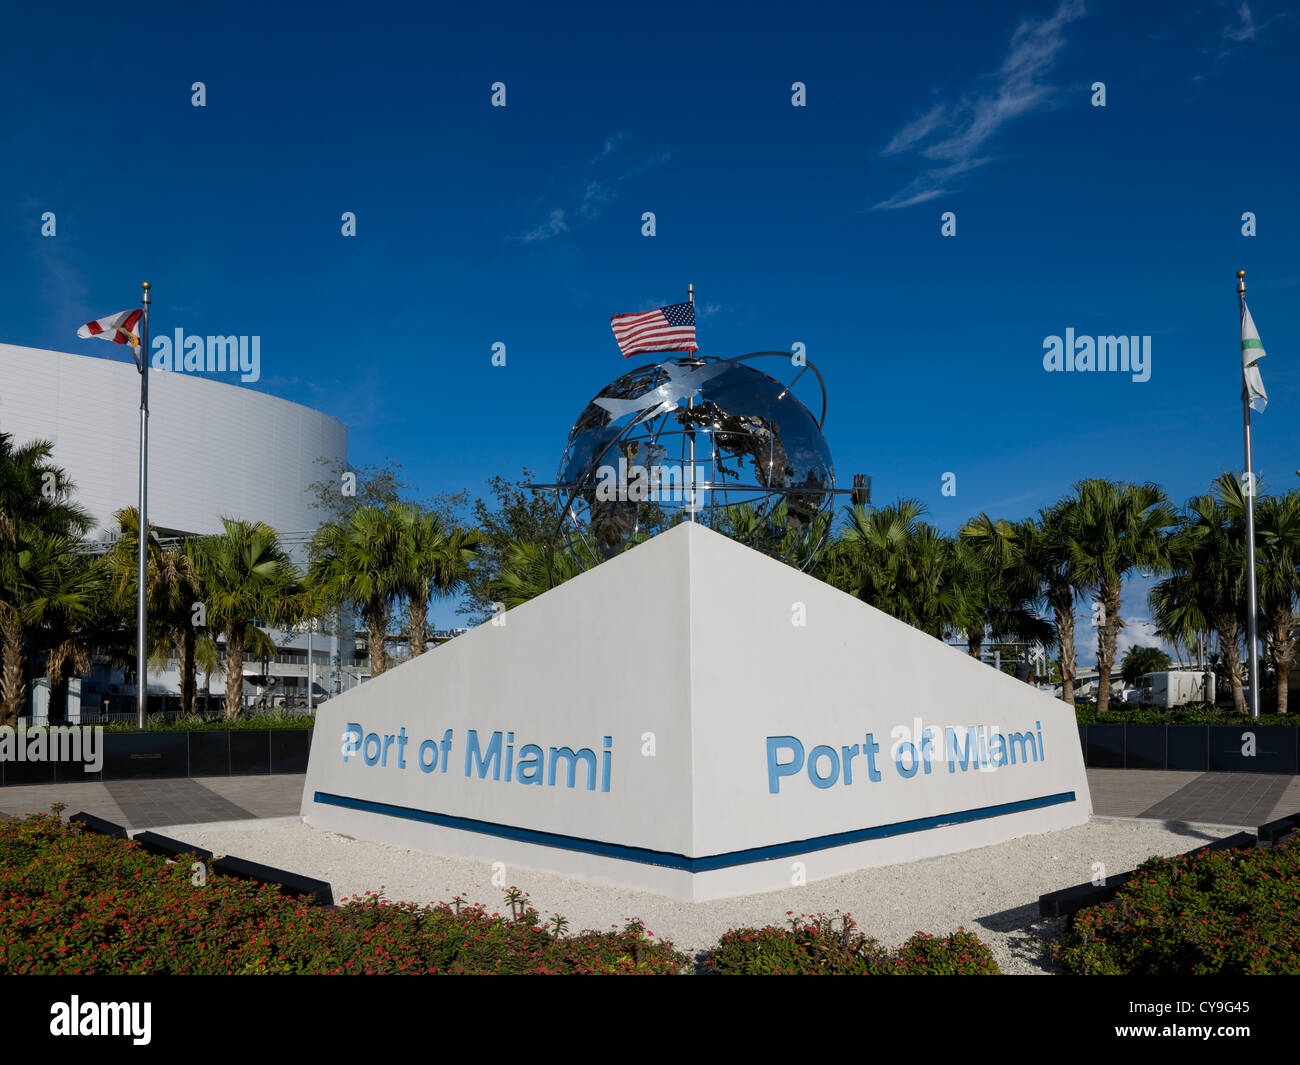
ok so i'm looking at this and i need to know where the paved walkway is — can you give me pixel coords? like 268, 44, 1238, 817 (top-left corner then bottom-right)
0, 775, 304, 829
2, 769, 1299, 832
1086, 768, 1300, 827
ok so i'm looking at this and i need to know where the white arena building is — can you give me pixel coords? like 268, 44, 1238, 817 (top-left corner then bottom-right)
0, 343, 356, 717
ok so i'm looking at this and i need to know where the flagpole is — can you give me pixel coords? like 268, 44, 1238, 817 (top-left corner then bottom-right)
136, 282, 151, 730
686, 283, 696, 522
1237, 269, 1261, 720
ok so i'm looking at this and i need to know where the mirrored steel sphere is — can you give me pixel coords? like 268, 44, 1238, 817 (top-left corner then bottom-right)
547, 354, 837, 579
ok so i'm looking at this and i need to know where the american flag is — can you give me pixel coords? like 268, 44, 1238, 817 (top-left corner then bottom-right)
610, 301, 697, 358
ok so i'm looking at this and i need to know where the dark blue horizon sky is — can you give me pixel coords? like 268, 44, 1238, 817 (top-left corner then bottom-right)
4, 0, 1297, 661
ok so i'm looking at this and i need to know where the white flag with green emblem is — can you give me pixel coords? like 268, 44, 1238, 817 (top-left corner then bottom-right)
1241, 303, 1268, 413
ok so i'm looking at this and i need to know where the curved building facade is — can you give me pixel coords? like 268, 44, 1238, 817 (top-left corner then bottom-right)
0, 343, 352, 715
0, 343, 347, 540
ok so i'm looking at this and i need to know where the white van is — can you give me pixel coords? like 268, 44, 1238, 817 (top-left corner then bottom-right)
1138, 671, 1216, 708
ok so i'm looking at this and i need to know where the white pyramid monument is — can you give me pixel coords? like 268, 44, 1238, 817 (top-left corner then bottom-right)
302, 522, 1092, 901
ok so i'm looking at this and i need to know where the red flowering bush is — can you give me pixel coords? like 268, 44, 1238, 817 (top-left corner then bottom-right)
0, 813, 1008, 976
1052, 834, 1300, 975
887, 929, 1001, 974
704, 911, 1000, 975
0, 813, 690, 975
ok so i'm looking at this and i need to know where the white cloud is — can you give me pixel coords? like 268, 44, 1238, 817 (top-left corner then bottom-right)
576, 181, 613, 223
881, 103, 949, 156
516, 136, 671, 243
1195, 1, 1290, 80
1115, 616, 1172, 660
1074, 611, 1180, 670
521, 209, 568, 243
872, 0, 1085, 210
589, 133, 630, 165
1223, 2, 1257, 43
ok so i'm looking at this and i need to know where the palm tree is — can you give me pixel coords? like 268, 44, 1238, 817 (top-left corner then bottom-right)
837, 500, 966, 640
1120, 646, 1172, 687
495, 540, 583, 610
1062, 480, 1175, 714
786, 509, 836, 572
391, 504, 482, 656
955, 518, 1053, 663
289, 578, 334, 708
1151, 488, 1247, 713
429, 526, 482, 639
0, 434, 96, 723
900, 525, 967, 641
102, 508, 205, 716
309, 505, 403, 676
1249, 488, 1300, 713
193, 518, 300, 719
0, 524, 103, 725
962, 505, 1088, 704
195, 631, 220, 714
0, 433, 94, 539
244, 624, 280, 709
837, 498, 928, 618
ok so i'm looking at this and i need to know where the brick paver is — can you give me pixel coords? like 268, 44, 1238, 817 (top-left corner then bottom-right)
1139, 772, 1297, 826
1084, 769, 1204, 818
1086, 768, 1300, 827
0, 775, 304, 830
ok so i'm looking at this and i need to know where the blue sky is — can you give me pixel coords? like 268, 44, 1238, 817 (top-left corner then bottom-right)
3, 0, 1298, 660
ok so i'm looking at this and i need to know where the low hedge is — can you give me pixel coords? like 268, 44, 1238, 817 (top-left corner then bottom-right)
101, 711, 316, 732
704, 912, 1000, 974
1074, 703, 1297, 727
0, 811, 1001, 975
10, 711, 318, 733
1051, 833, 1300, 975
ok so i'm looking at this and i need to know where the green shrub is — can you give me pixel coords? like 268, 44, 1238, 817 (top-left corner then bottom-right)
887, 929, 1002, 974
8, 713, 318, 734
1074, 703, 1298, 727
0, 812, 690, 975
1051, 834, 1300, 975
101, 710, 317, 732
704, 912, 999, 975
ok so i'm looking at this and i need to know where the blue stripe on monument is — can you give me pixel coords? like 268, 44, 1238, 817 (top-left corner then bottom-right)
312, 790, 1078, 873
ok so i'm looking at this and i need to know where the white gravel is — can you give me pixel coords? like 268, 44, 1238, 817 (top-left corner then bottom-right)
154, 816, 1241, 974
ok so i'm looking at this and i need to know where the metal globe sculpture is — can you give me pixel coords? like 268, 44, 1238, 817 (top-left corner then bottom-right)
541, 352, 864, 583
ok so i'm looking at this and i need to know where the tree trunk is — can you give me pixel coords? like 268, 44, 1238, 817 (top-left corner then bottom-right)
178, 624, 197, 717
1268, 608, 1293, 714
409, 590, 428, 657
224, 624, 245, 720
368, 602, 389, 676
1217, 617, 1247, 714
1052, 585, 1077, 705
0, 605, 25, 727
1095, 581, 1124, 715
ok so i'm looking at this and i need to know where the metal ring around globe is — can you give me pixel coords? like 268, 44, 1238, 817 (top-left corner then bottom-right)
545, 354, 839, 586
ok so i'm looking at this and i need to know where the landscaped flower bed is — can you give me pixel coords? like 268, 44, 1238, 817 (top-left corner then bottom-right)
0, 811, 689, 975
0, 811, 1004, 975
704, 912, 1000, 974
1051, 833, 1300, 975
